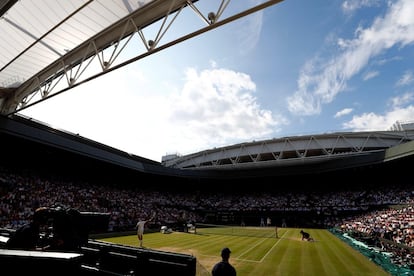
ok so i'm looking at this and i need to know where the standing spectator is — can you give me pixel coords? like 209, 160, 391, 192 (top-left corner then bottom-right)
212, 247, 236, 276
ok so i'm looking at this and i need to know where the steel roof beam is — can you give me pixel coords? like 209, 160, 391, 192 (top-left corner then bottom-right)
2, 0, 284, 115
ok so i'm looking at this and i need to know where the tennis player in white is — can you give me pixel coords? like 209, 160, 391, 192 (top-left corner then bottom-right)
136, 212, 155, 247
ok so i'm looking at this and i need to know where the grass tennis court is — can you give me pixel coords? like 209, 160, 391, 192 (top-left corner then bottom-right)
99, 226, 390, 275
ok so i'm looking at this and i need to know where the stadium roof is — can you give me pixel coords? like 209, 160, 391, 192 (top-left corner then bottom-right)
0, 0, 283, 116
162, 130, 414, 172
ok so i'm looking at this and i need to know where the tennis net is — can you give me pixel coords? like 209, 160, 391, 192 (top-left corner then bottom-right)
194, 223, 276, 238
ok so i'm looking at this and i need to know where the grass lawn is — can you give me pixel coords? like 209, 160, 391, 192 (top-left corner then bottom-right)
100, 227, 390, 276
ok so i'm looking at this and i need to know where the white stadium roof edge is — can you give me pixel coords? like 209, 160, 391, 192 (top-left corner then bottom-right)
0, 0, 283, 115
161, 122, 414, 171
1, 0, 414, 177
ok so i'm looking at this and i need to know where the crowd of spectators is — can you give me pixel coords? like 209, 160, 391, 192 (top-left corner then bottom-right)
336, 206, 413, 269
0, 165, 412, 268
339, 206, 414, 247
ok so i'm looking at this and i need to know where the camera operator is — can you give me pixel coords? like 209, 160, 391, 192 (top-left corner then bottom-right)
46, 206, 88, 252
6, 207, 50, 250
6, 206, 88, 252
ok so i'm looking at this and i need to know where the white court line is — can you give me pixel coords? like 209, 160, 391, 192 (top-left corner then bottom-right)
237, 234, 270, 259
258, 229, 288, 263
198, 229, 289, 264
233, 229, 288, 263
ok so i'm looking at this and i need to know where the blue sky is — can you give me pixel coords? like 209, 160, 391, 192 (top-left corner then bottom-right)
21, 0, 414, 162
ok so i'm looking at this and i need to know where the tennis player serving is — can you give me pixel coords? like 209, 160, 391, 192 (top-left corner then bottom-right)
136, 211, 156, 247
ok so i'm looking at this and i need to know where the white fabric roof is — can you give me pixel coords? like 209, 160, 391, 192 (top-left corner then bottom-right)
0, 0, 153, 88
0, 0, 283, 115
0, 0, 166, 114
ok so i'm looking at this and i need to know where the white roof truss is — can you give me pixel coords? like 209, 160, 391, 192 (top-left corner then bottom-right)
0, 0, 284, 115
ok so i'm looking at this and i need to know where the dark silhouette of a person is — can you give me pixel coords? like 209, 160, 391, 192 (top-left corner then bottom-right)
6, 207, 49, 250
212, 247, 236, 276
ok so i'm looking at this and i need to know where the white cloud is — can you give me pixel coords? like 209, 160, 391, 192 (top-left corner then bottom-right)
342, 112, 392, 131
165, 67, 288, 154
342, 0, 381, 14
363, 70, 379, 81
334, 108, 353, 118
287, 0, 414, 116
233, 1, 264, 55
343, 105, 414, 131
396, 70, 414, 86
389, 92, 414, 108
343, 92, 414, 131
